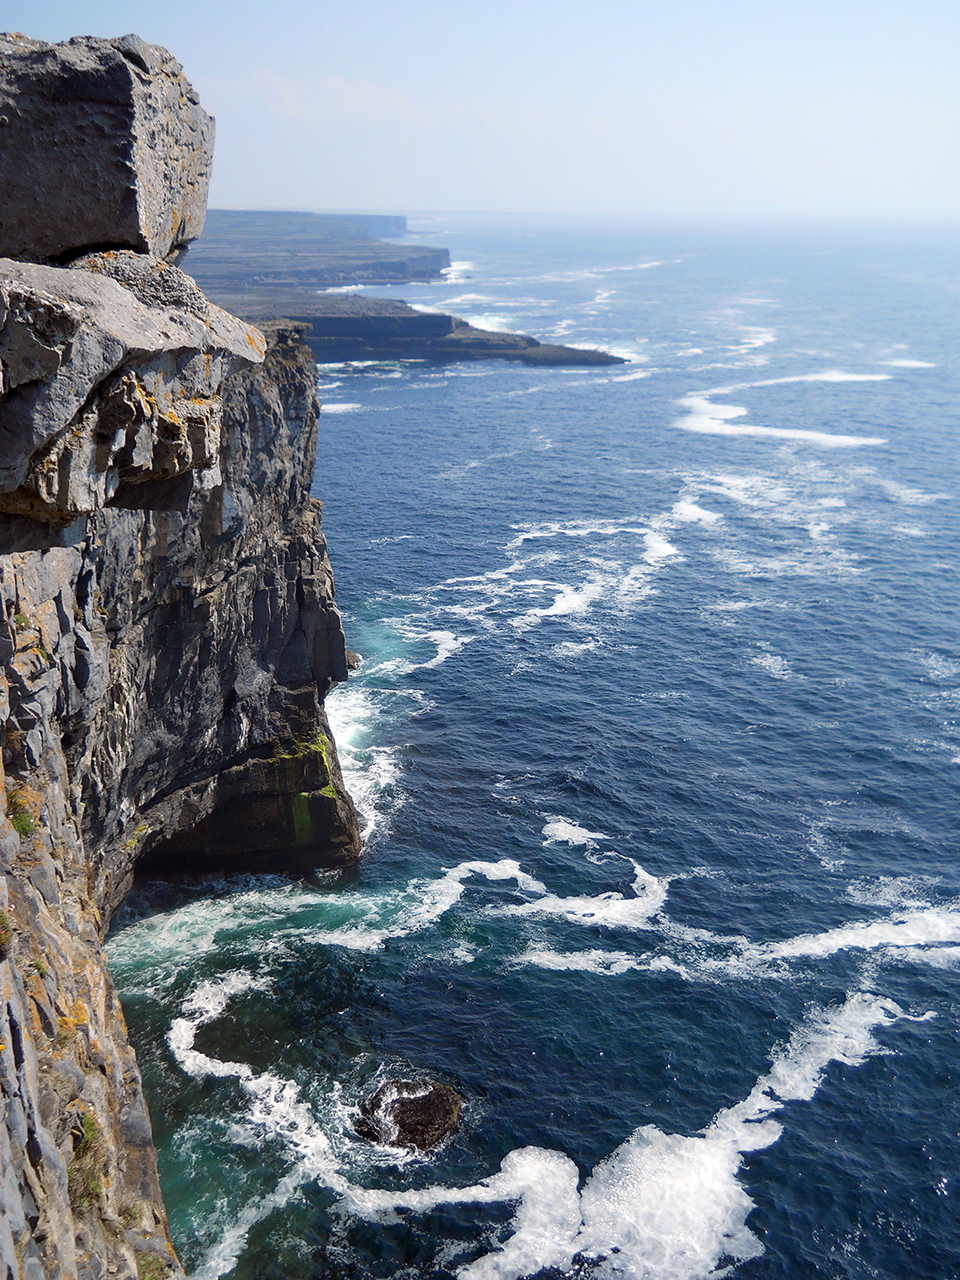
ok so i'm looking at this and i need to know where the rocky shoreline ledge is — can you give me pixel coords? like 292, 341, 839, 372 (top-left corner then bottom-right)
0, 33, 359, 1280
186, 210, 626, 367
206, 292, 625, 366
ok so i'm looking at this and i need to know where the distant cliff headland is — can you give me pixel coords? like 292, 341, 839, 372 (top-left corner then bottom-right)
0, 32, 358, 1280
186, 210, 625, 366
186, 209, 452, 289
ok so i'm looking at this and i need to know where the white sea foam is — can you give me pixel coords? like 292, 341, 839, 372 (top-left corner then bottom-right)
552, 638, 600, 659
377, 626, 474, 672
755, 905, 960, 961
496, 861, 667, 931
420, 630, 473, 669
880, 358, 935, 368
321, 403, 364, 414
171, 975, 353, 1280
691, 465, 862, 576
647, 892, 960, 982
467, 313, 516, 333
716, 371, 892, 392
890, 944, 960, 969
168, 972, 273, 1079
844, 875, 937, 910
440, 293, 495, 306
541, 817, 608, 845
643, 532, 680, 564
876, 477, 947, 505
674, 393, 887, 447
513, 946, 673, 976
606, 345, 652, 362
300, 859, 547, 953
575, 992, 901, 1278
729, 326, 777, 353
506, 519, 651, 551
325, 682, 404, 842
751, 652, 792, 680
341, 993, 902, 1280
707, 598, 780, 612
339, 1147, 584, 1280
672, 501, 722, 523
106, 887, 296, 988
511, 576, 609, 630
916, 650, 960, 681
441, 261, 475, 282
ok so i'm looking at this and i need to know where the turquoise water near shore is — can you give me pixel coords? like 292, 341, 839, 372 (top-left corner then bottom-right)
108, 219, 960, 1279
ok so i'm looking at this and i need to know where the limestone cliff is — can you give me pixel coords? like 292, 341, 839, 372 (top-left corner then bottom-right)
0, 33, 360, 1280
0, 320, 360, 1280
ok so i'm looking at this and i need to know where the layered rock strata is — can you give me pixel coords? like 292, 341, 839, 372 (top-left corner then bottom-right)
204, 292, 626, 367
0, 32, 360, 1280
0, 317, 360, 1280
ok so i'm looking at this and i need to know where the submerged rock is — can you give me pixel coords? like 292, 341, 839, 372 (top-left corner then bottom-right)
356, 1080, 464, 1151
0, 32, 213, 262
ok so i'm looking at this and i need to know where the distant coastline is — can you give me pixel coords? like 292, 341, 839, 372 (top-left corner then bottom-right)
186, 210, 625, 366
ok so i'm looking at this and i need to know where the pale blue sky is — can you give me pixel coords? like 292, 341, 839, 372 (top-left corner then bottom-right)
6, 1, 959, 218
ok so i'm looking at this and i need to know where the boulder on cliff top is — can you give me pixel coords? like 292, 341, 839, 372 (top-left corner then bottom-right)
356, 1080, 463, 1150
0, 32, 213, 263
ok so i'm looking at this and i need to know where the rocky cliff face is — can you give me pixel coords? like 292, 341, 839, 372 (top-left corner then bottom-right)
0, 34, 359, 1280
0, 320, 360, 1280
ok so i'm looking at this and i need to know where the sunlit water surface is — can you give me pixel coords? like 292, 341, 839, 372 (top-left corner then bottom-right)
108, 218, 960, 1280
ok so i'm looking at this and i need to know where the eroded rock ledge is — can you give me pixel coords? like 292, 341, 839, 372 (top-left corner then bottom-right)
0, 32, 360, 1280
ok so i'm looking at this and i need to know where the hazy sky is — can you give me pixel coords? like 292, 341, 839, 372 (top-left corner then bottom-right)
6, 1, 960, 219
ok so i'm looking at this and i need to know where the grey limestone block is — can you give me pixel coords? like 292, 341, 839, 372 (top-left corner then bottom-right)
0, 32, 214, 263
0, 255, 266, 523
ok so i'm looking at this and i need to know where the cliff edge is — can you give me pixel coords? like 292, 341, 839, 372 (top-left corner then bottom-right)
0, 35, 360, 1280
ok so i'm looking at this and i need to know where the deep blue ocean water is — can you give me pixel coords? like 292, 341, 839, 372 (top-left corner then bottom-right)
107, 218, 960, 1280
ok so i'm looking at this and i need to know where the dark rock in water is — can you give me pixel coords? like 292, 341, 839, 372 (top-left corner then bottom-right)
0, 32, 213, 262
205, 290, 626, 367
184, 213, 626, 366
356, 1080, 463, 1150
345, 649, 362, 670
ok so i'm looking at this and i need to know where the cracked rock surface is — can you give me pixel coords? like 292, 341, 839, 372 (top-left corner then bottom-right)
0, 255, 265, 525
0, 33, 214, 263
0, 31, 361, 1279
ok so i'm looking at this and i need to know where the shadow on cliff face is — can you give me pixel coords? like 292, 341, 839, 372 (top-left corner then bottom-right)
134, 727, 361, 883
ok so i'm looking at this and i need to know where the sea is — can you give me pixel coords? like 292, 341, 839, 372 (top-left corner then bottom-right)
106, 217, 960, 1280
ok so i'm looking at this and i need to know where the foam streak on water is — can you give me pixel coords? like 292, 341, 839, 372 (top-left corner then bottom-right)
341, 994, 904, 1280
